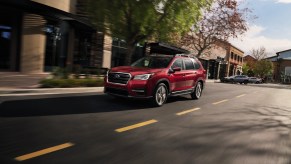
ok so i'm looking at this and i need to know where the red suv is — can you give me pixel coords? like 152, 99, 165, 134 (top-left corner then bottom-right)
104, 54, 206, 106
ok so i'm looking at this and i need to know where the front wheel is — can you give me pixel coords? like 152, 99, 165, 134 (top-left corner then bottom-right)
191, 81, 203, 100
152, 83, 168, 107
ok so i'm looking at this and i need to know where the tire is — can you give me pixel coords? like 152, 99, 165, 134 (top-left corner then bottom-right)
152, 83, 168, 107
191, 81, 203, 100
255, 81, 259, 84
244, 80, 248, 85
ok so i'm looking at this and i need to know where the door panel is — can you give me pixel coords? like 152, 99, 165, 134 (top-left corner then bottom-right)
169, 58, 186, 92
170, 70, 186, 91
184, 70, 198, 89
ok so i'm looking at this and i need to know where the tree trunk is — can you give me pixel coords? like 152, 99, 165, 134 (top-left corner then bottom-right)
197, 50, 203, 58
124, 42, 135, 66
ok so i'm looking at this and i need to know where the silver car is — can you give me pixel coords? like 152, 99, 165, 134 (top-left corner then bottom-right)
248, 77, 262, 84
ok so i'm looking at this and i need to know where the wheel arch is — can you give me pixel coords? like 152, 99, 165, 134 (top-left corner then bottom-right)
154, 78, 170, 94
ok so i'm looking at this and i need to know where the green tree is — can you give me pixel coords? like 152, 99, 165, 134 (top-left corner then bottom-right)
87, 0, 212, 65
242, 63, 249, 75
253, 60, 273, 78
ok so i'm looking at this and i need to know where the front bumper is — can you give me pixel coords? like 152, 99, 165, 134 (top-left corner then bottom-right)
104, 77, 154, 98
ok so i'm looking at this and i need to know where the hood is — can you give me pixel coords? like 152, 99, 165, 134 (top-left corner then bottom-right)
110, 66, 165, 76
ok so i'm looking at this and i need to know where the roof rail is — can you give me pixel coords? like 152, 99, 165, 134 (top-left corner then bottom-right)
175, 54, 190, 57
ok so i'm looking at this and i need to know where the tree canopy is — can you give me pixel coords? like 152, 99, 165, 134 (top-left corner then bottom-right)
87, 0, 212, 65
180, 0, 252, 58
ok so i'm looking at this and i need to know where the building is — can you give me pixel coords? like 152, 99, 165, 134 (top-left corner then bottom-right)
0, 0, 111, 73
197, 42, 244, 79
265, 49, 291, 82
243, 55, 256, 69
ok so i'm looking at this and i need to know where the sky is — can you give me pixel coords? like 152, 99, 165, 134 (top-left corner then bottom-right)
229, 0, 291, 56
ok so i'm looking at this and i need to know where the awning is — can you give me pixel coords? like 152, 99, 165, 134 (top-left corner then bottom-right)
0, 0, 95, 31
148, 42, 189, 55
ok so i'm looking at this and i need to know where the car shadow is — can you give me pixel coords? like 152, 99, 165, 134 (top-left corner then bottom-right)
0, 94, 155, 117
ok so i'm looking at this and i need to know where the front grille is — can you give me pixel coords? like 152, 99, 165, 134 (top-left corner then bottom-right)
105, 87, 128, 96
108, 72, 131, 85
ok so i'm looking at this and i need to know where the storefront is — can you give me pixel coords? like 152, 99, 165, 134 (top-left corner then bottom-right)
0, 0, 95, 73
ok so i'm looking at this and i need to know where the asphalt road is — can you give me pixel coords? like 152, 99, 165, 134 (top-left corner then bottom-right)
0, 83, 291, 164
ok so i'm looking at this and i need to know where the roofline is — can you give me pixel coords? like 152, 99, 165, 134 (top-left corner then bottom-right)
216, 40, 244, 53
229, 43, 244, 53
148, 42, 189, 54
276, 49, 291, 55
243, 55, 255, 59
264, 55, 277, 59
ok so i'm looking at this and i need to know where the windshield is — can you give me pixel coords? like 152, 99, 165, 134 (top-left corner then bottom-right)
131, 56, 173, 68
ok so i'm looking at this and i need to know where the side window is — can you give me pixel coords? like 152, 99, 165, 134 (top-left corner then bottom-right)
171, 59, 183, 69
184, 59, 195, 70
193, 59, 200, 69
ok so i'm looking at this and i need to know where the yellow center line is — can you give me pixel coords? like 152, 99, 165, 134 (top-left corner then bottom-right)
236, 94, 246, 98
115, 119, 158, 133
15, 142, 74, 161
176, 108, 200, 116
212, 99, 229, 105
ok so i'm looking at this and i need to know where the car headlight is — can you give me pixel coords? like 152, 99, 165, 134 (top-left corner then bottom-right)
133, 74, 153, 80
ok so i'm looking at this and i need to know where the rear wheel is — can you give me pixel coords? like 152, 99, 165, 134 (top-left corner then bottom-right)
152, 83, 168, 107
191, 81, 203, 100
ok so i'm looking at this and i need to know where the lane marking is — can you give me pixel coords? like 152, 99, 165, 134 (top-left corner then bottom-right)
212, 99, 229, 105
236, 94, 246, 98
176, 108, 200, 116
15, 143, 74, 161
115, 119, 158, 133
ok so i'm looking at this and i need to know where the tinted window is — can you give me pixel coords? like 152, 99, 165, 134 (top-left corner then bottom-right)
193, 59, 200, 69
171, 59, 183, 69
131, 56, 172, 68
184, 59, 195, 70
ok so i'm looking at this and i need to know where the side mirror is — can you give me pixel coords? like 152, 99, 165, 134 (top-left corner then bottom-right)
173, 67, 181, 72
169, 67, 181, 73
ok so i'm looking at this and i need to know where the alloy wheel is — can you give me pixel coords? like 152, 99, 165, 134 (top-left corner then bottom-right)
155, 85, 167, 106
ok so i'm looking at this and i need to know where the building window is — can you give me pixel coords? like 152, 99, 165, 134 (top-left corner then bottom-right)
231, 52, 234, 59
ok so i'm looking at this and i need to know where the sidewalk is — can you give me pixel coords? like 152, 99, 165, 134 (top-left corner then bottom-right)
0, 72, 49, 89
0, 87, 104, 97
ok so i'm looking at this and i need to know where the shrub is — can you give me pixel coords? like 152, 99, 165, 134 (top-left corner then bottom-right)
52, 67, 69, 79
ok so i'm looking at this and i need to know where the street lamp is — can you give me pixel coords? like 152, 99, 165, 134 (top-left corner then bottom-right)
51, 27, 62, 67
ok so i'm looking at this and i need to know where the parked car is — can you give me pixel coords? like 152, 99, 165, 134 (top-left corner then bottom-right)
221, 76, 235, 83
104, 54, 207, 106
248, 77, 262, 84
222, 75, 249, 84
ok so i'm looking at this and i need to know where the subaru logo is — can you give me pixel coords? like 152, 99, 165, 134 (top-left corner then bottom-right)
114, 74, 120, 78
